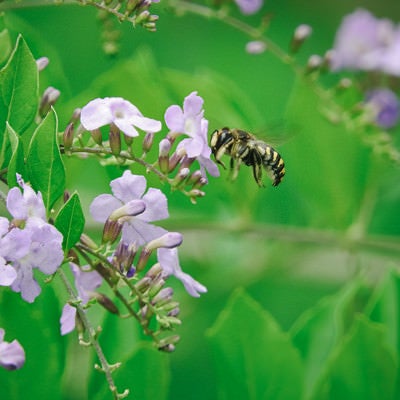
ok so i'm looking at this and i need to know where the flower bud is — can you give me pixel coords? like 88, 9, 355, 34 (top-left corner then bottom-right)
36, 57, 49, 71
305, 54, 323, 74
188, 189, 205, 204
134, 276, 152, 293
168, 151, 184, 173
158, 138, 171, 173
245, 40, 267, 54
80, 233, 99, 250
157, 335, 180, 351
167, 307, 180, 317
102, 219, 123, 244
91, 128, 103, 145
290, 24, 312, 53
142, 131, 155, 153
145, 263, 163, 280
109, 123, 121, 156
69, 108, 81, 124
113, 241, 137, 274
152, 287, 174, 306
39, 86, 61, 117
148, 276, 166, 297
188, 170, 203, 186
94, 293, 119, 314
172, 168, 190, 187
145, 232, 183, 251
63, 123, 74, 150
109, 199, 146, 220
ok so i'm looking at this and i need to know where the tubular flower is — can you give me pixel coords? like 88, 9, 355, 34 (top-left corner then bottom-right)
90, 170, 169, 246
81, 97, 162, 137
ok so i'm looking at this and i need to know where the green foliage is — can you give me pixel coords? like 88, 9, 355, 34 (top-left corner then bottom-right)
207, 289, 304, 400
54, 192, 85, 251
26, 108, 65, 211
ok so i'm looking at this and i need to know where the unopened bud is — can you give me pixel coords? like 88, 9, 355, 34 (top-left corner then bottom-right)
109, 124, 121, 155
113, 241, 137, 274
70, 108, 81, 124
157, 335, 180, 351
136, 10, 150, 24
172, 168, 190, 186
36, 57, 49, 72
148, 276, 166, 297
39, 86, 61, 117
142, 131, 155, 153
290, 24, 312, 53
63, 123, 74, 149
109, 199, 146, 220
95, 293, 119, 314
80, 233, 99, 250
167, 307, 180, 317
134, 276, 152, 293
91, 129, 103, 145
158, 138, 171, 173
145, 232, 183, 251
188, 170, 203, 186
145, 263, 163, 280
245, 40, 267, 54
152, 287, 174, 307
102, 219, 123, 244
168, 151, 184, 172
306, 54, 323, 73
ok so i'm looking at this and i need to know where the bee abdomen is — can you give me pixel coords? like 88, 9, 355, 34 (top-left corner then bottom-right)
263, 145, 285, 186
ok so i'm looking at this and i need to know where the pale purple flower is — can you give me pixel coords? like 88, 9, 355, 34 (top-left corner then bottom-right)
60, 263, 103, 335
165, 91, 204, 140
90, 170, 168, 246
10, 218, 64, 303
330, 9, 395, 72
157, 247, 207, 297
165, 92, 219, 177
380, 28, 400, 76
365, 88, 400, 128
80, 97, 162, 137
7, 174, 46, 220
234, 0, 263, 15
2, 176, 64, 302
0, 328, 25, 370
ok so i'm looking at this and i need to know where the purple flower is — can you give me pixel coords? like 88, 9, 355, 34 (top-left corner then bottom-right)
0, 328, 25, 370
157, 247, 207, 297
80, 97, 162, 137
60, 263, 103, 335
330, 9, 395, 72
164, 92, 219, 177
365, 88, 400, 128
234, 0, 263, 15
90, 170, 168, 246
380, 28, 400, 76
1, 176, 64, 302
10, 219, 64, 303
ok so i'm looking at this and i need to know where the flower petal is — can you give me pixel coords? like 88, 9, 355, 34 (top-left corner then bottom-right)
81, 98, 114, 130
90, 194, 122, 223
0, 258, 17, 286
164, 105, 185, 132
60, 304, 77, 335
130, 114, 162, 133
0, 337, 25, 370
140, 188, 169, 222
110, 171, 147, 203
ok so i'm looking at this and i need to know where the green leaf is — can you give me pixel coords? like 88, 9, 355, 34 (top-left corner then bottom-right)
290, 279, 370, 399
0, 288, 66, 400
27, 107, 65, 211
311, 315, 397, 400
93, 342, 170, 400
6, 122, 26, 187
0, 15, 12, 66
0, 35, 38, 137
207, 288, 304, 400
54, 192, 85, 251
366, 268, 400, 398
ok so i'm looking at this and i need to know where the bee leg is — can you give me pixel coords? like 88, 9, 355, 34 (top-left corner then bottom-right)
252, 153, 264, 187
230, 157, 241, 181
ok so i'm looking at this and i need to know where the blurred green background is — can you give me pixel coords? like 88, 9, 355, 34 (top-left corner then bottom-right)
1, 0, 400, 399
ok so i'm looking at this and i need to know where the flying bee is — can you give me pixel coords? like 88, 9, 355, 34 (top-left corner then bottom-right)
210, 127, 285, 187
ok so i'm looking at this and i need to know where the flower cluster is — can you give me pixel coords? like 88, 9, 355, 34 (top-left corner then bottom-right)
66, 92, 219, 202
329, 9, 400, 129
90, 170, 207, 298
0, 175, 64, 303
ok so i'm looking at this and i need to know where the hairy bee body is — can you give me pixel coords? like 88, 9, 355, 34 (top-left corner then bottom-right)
210, 127, 285, 187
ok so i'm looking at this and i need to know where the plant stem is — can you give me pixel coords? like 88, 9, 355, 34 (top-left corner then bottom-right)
58, 268, 122, 399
